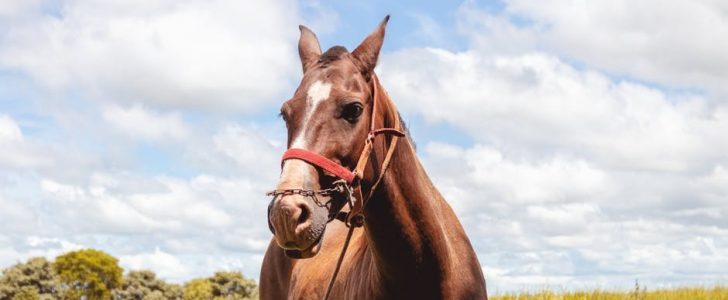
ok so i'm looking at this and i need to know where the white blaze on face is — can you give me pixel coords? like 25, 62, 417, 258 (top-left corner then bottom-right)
290, 80, 332, 149
281, 80, 332, 186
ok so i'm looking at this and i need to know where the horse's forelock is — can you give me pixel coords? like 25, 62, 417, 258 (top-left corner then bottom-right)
318, 46, 349, 65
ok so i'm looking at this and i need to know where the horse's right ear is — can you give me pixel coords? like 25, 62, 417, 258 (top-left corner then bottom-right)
298, 25, 322, 73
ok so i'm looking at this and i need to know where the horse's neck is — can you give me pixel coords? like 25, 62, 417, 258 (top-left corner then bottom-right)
361, 136, 459, 291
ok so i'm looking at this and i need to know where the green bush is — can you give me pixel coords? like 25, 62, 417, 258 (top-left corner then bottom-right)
1, 249, 258, 300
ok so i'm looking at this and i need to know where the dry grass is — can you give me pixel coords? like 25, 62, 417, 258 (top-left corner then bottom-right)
490, 285, 728, 300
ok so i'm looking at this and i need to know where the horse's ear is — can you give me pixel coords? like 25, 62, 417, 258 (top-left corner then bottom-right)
298, 25, 322, 73
352, 15, 389, 77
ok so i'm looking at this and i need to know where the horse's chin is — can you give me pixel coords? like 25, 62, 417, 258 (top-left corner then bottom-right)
284, 233, 323, 259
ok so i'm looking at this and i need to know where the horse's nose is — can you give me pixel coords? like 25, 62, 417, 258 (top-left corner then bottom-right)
270, 196, 313, 248
282, 197, 312, 229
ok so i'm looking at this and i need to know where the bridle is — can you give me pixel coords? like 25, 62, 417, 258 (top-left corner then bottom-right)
265, 73, 405, 300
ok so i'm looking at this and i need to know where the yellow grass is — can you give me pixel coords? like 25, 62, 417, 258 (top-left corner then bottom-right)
490, 286, 728, 300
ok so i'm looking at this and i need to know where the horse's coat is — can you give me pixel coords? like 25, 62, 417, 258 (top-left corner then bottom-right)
261, 16, 488, 299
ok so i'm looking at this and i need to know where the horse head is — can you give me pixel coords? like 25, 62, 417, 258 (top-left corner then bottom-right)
267, 17, 390, 259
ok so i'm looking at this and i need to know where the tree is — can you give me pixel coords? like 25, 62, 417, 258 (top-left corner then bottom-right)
112, 270, 182, 300
183, 272, 258, 300
54, 249, 123, 300
0, 250, 259, 300
0, 257, 60, 299
12, 286, 40, 300
209, 271, 257, 300
183, 279, 213, 300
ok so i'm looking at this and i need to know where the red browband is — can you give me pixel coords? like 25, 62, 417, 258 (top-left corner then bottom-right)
282, 148, 356, 184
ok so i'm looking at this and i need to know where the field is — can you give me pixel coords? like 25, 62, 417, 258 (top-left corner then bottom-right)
491, 286, 728, 300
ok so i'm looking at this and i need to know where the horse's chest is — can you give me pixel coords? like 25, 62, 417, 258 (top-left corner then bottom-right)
287, 230, 377, 299
288, 261, 333, 298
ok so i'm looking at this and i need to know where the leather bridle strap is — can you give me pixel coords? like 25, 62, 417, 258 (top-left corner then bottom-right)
281, 149, 356, 184
323, 74, 403, 300
324, 106, 401, 300
345, 74, 403, 226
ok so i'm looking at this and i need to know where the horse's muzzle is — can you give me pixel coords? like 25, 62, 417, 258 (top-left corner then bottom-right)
268, 193, 327, 258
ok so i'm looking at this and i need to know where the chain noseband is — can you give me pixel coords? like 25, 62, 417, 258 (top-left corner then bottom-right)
266, 180, 349, 208
266, 179, 354, 224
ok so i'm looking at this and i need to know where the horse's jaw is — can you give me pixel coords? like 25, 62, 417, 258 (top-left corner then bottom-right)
283, 232, 323, 259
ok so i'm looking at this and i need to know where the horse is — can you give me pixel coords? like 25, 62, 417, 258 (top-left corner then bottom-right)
260, 16, 487, 299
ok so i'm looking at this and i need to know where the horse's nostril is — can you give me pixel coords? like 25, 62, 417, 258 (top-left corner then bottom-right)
297, 203, 310, 225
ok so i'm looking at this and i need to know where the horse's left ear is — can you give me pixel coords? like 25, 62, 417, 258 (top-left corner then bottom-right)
352, 15, 390, 77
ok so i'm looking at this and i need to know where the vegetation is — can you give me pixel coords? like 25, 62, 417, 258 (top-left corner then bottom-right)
0, 257, 59, 299
491, 282, 728, 300
4, 251, 725, 300
112, 270, 182, 300
54, 249, 123, 300
0, 249, 258, 300
183, 272, 257, 300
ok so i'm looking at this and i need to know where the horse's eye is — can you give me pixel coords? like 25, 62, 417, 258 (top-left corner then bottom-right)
279, 104, 291, 124
279, 111, 288, 123
341, 102, 364, 123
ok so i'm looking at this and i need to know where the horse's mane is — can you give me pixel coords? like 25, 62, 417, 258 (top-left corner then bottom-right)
397, 113, 415, 151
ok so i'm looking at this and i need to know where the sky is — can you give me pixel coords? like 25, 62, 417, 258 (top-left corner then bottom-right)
1, 0, 728, 293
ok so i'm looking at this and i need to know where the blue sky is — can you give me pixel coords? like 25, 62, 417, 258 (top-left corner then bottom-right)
2, 0, 728, 293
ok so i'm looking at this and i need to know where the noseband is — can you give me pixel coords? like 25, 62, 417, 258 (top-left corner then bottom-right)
266, 74, 404, 300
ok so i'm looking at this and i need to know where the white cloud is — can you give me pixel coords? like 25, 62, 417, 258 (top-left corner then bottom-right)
0, 114, 52, 168
466, 146, 609, 204
458, 0, 728, 96
0, 0, 41, 17
695, 165, 728, 202
0, 195, 39, 233
120, 248, 190, 280
0, 236, 83, 270
102, 104, 189, 141
212, 124, 281, 172
0, 0, 300, 111
382, 49, 728, 172
424, 143, 610, 208
0, 114, 23, 141
421, 140, 728, 290
38, 172, 265, 234
41, 179, 86, 203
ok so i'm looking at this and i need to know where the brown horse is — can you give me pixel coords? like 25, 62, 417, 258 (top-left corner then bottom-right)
260, 16, 487, 299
